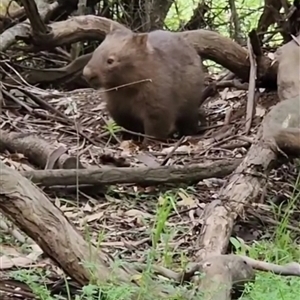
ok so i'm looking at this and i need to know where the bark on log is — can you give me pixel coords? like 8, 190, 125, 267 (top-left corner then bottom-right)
191, 34, 300, 299
262, 36, 300, 156
276, 37, 300, 101
0, 160, 204, 299
262, 96, 300, 156
195, 137, 276, 260
20, 158, 241, 187
3, 15, 278, 87
0, 130, 84, 169
0, 161, 135, 285
196, 255, 255, 300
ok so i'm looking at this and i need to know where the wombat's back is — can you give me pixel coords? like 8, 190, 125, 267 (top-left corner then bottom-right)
148, 30, 203, 96
148, 30, 201, 68
146, 30, 204, 134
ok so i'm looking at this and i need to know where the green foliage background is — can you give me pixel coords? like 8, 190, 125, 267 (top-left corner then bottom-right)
166, 0, 264, 36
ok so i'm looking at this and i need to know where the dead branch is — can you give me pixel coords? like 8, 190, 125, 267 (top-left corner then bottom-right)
184, 2, 209, 30
0, 6, 25, 33
149, 254, 300, 283
180, 28, 275, 86
0, 0, 58, 51
191, 34, 300, 299
245, 32, 258, 134
20, 0, 49, 35
249, 29, 263, 56
0, 130, 84, 169
257, 0, 282, 41
23, 53, 92, 85
152, 253, 300, 299
138, 254, 255, 300
20, 158, 242, 187
155, 254, 300, 300
240, 255, 300, 276
6, 15, 278, 87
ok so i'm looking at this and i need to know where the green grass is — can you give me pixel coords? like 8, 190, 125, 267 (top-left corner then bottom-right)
239, 172, 300, 299
9, 233, 300, 300
6, 176, 300, 299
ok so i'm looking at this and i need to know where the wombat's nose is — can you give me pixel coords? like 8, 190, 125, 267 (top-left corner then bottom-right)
83, 66, 101, 88
82, 66, 94, 81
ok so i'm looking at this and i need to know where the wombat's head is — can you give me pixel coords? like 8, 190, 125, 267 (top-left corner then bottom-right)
83, 26, 153, 89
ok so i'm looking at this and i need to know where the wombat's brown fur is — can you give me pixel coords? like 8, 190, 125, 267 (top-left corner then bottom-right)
83, 27, 204, 140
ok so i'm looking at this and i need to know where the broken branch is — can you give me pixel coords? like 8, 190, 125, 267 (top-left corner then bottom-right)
20, 158, 242, 187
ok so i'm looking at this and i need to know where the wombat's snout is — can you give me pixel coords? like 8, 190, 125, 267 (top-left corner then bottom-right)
83, 66, 100, 88
82, 66, 94, 81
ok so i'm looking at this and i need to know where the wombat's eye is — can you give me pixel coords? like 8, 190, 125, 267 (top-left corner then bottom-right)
107, 57, 114, 64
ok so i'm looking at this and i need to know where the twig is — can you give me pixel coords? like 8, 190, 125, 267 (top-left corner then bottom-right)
245, 31, 258, 134
20, 0, 49, 35
161, 136, 187, 166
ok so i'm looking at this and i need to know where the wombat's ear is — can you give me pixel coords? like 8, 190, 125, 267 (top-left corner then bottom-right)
132, 33, 148, 47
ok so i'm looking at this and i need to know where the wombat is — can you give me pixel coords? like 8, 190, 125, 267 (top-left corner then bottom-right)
83, 26, 204, 141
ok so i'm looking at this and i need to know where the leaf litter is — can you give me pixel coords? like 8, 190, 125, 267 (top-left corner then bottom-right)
0, 83, 299, 299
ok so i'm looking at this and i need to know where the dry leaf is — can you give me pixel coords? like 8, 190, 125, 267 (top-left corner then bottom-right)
125, 209, 152, 219
161, 145, 193, 155
177, 191, 197, 208
255, 105, 266, 117
0, 0, 20, 15
81, 211, 104, 223
0, 255, 35, 269
267, 52, 275, 60
136, 152, 159, 167
83, 202, 93, 212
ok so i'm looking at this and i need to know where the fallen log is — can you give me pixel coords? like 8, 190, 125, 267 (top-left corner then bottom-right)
0, 130, 84, 169
192, 34, 300, 299
0, 161, 135, 286
20, 158, 241, 187
262, 96, 300, 156
0, 15, 277, 87
3, 160, 299, 300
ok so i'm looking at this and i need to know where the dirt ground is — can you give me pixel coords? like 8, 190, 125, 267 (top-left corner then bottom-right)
0, 85, 299, 298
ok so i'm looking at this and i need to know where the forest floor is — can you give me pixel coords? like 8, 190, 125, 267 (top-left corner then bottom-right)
0, 85, 299, 299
